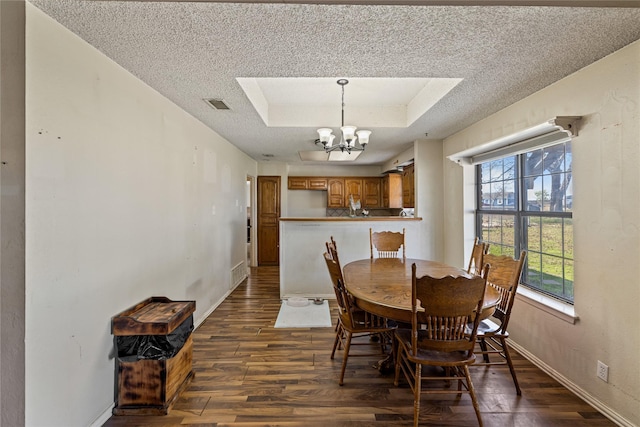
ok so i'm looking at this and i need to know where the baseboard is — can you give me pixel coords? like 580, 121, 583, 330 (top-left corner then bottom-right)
193, 277, 246, 329
89, 403, 114, 427
509, 340, 635, 427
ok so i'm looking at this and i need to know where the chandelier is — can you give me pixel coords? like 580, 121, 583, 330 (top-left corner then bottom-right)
316, 79, 371, 154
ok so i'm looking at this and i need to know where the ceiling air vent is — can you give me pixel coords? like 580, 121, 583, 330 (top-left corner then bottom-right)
204, 98, 230, 110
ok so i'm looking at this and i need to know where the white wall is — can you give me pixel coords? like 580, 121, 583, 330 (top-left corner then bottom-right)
287, 191, 328, 217
414, 140, 445, 262
280, 219, 425, 298
443, 40, 640, 426
25, 5, 257, 426
287, 163, 383, 177
0, 2, 26, 426
382, 145, 414, 173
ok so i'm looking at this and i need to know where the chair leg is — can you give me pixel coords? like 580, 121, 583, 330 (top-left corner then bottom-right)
331, 323, 342, 360
338, 330, 353, 386
413, 363, 422, 427
378, 332, 384, 353
393, 342, 403, 387
500, 337, 521, 395
463, 365, 483, 427
479, 337, 490, 363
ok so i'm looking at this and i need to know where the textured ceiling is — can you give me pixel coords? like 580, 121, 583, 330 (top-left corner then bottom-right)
29, 0, 640, 165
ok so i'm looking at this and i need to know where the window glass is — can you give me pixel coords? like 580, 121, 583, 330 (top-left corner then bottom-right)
477, 141, 573, 303
503, 157, 516, 180
480, 214, 516, 257
479, 156, 517, 211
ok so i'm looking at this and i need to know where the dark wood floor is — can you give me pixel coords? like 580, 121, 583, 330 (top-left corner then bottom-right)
104, 266, 614, 426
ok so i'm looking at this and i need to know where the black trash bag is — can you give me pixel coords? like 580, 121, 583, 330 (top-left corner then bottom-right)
116, 315, 193, 361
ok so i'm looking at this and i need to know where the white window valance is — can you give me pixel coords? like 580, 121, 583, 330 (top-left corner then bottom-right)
447, 116, 581, 165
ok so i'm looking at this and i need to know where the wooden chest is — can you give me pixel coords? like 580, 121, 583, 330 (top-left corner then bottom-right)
112, 296, 196, 415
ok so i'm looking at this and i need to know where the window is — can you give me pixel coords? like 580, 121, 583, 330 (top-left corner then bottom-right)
476, 142, 573, 303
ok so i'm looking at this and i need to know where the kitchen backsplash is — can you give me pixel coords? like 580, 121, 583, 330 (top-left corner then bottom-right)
326, 208, 404, 217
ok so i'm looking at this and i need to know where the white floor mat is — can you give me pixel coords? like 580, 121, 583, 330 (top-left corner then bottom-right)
274, 300, 332, 328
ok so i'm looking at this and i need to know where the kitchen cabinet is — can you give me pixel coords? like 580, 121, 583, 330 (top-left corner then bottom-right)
327, 178, 345, 208
308, 177, 328, 190
343, 178, 382, 208
382, 173, 403, 208
363, 178, 382, 207
287, 176, 328, 190
344, 178, 363, 207
288, 177, 308, 190
402, 163, 415, 208
289, 175, 387, 208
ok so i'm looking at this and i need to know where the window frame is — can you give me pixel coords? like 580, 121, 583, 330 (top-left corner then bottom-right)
475, 143, 574, 304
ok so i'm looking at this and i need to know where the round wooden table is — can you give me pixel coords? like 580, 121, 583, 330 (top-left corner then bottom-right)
343, 257, 500, 323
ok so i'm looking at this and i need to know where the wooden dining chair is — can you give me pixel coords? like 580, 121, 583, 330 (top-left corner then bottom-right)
472, 250, 527, 395
394, 264, 490, 427
370, 228, 405, 259
326, 235, 340, 268
323, 252, 395, 386
467, 236, 490, 275
326, 236, 346, 333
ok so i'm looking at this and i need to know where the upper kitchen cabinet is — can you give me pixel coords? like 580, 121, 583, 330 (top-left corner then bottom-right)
382, 173, 403, 208
287, 176, 328, 190
327, 178, 345, 208
402, 163, 415, 208
292, 175, 389, 209
344, 178, 382, 208
344, 178, 363, 206
363, 178, 382, 208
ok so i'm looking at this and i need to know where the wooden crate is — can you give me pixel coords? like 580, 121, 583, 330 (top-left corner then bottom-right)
112, 296, 195, 415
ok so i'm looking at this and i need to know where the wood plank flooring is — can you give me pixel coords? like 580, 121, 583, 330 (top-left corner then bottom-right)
103, 266, 614, 426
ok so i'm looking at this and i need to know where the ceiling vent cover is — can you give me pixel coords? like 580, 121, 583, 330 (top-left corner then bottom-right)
204, 98, 230, 110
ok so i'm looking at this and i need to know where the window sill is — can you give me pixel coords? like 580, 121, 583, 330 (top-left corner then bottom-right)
516, 287, 578, 324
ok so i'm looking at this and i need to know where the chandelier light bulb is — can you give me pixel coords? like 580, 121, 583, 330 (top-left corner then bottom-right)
356, 130, 371, 147
341, 125, 357, 144
317, 128, 333, 145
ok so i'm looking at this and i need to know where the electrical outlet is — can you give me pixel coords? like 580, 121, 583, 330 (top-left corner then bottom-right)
597, 360, 609, 382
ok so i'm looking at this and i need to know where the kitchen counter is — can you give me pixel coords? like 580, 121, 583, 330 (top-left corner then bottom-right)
280, 216, 421, 221
279, 217, 423, 299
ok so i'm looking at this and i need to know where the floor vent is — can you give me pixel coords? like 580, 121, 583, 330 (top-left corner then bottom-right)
231, 261, 247, 288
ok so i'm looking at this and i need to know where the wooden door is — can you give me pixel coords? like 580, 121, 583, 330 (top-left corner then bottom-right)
257, 176, 280, 266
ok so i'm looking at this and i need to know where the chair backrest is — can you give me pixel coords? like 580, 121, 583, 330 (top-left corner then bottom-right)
326, 236, 340, 268
323, 252, 356, 327
467, 236, 490, 275
370, 228, 405, 258
483, 250, 527, 333
410, 263, 489, 355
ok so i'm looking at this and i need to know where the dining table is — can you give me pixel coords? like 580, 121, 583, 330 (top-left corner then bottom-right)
342, 257, 501, 324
